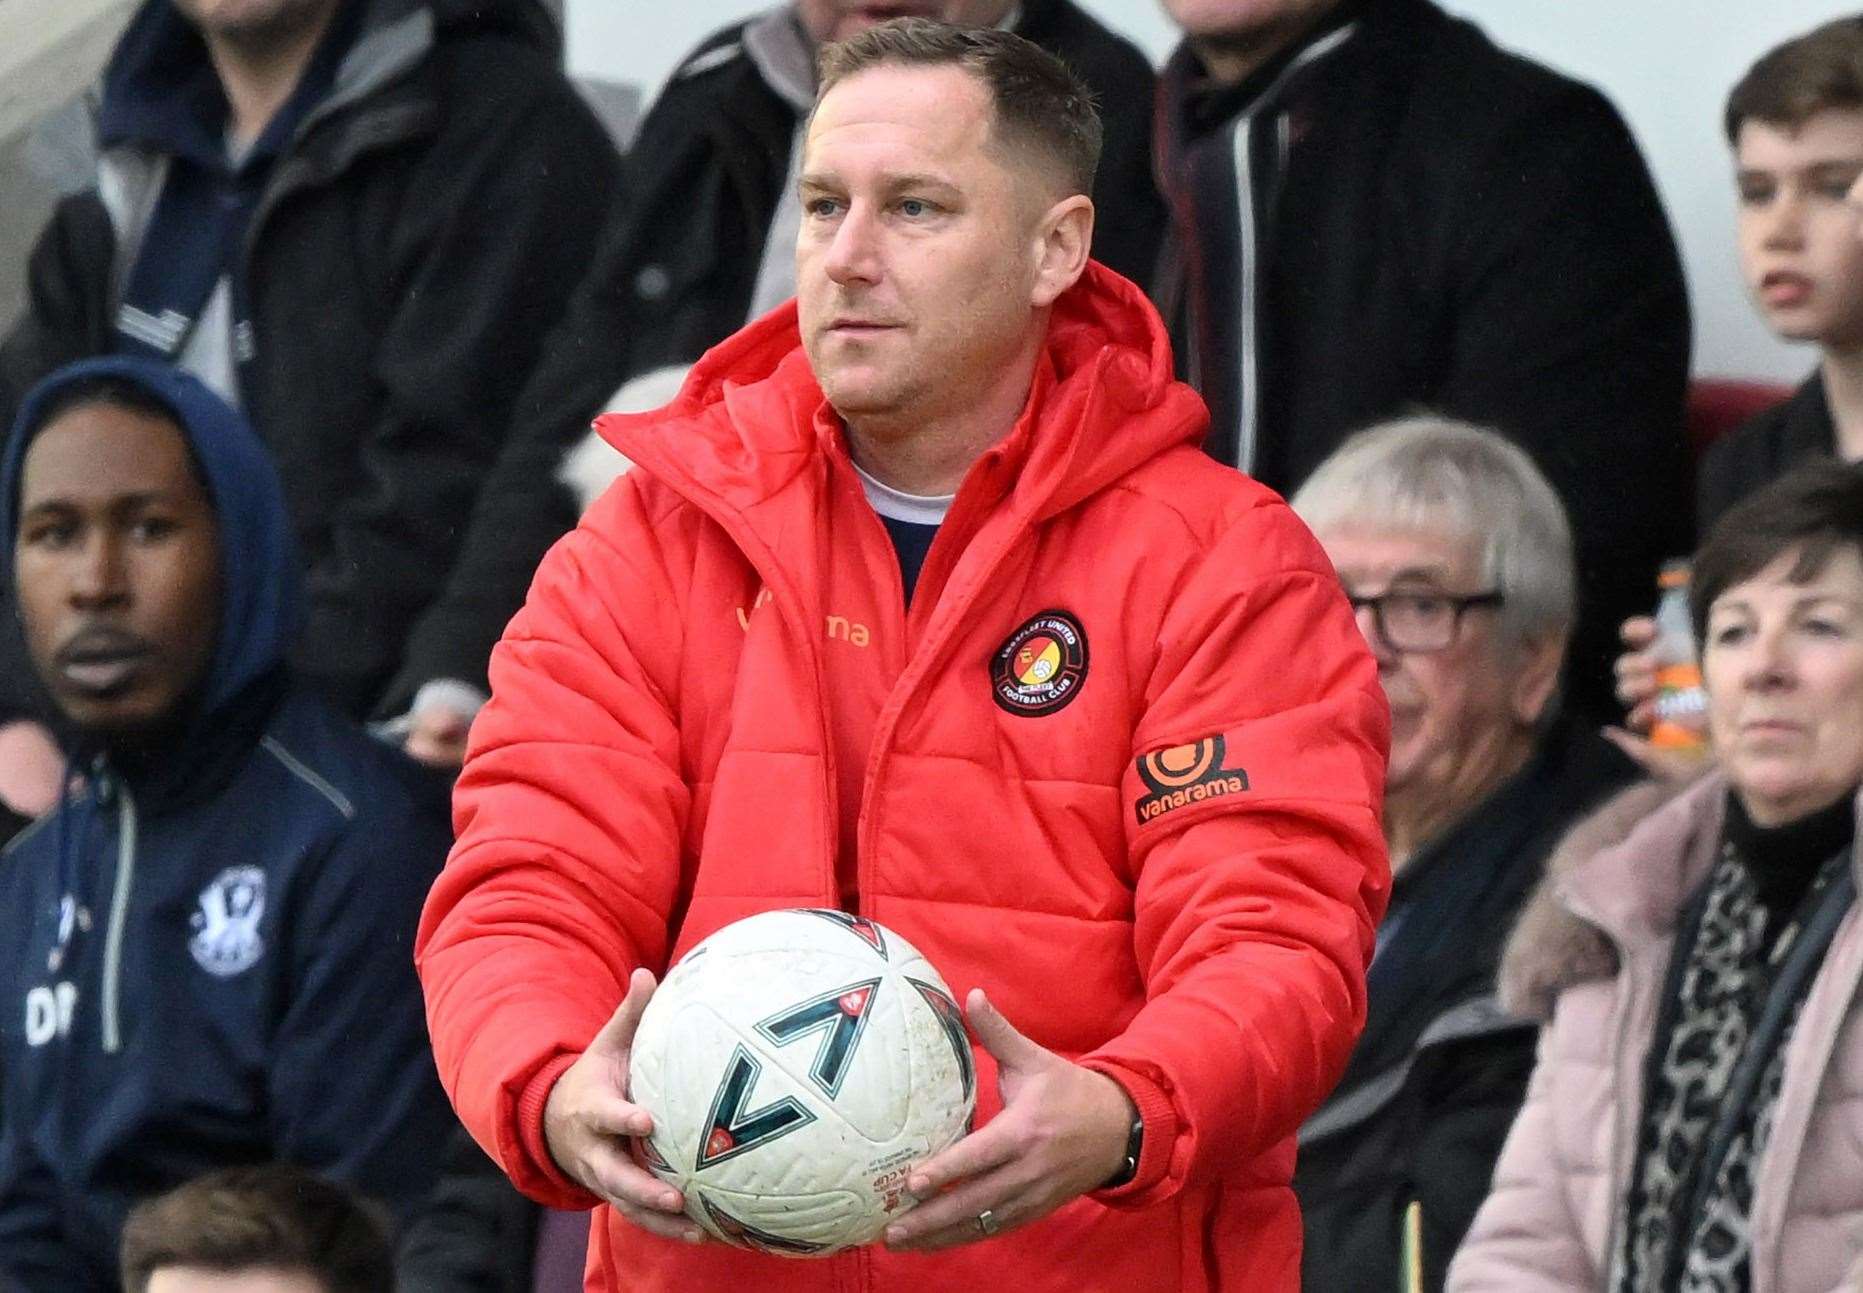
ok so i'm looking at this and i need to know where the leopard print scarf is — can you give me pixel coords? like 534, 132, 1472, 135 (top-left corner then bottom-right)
1614, 840, 1847, 1292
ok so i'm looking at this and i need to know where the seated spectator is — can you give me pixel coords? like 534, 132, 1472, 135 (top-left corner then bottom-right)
120, 1164, 393, 1293
1619, 18, 1863, 756
406, 0, 1170, 773
1288, 418, 1639, 1291
1154, 0, 1691, 722
0, 0, 623, 782
1452, 460, 1863, 1289
0, 358, 454, 1289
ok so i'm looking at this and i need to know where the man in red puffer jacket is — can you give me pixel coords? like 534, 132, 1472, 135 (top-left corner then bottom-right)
417, 18, 1389, 1292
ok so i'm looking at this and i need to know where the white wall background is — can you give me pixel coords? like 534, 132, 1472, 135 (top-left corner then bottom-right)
567, 0, 1858, 385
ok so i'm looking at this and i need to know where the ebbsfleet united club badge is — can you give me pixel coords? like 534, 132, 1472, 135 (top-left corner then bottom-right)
991, 610, 1088, 716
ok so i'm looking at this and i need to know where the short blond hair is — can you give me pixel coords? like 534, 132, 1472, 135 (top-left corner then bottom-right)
816, 18, 1102, 196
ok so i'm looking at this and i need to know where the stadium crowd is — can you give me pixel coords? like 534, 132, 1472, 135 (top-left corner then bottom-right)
0, 0, 1860, 1289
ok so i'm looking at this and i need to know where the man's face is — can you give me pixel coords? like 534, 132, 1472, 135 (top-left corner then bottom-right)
1735, 108, 1863, 350
1159, 0, 1339, 45
171, 0, 338, 46
797, 63, 1048, 432
796, 1, 1013, 45
15, 403, 221, 741
1320, 526, 1544, 802
148, 1266, 327, 1293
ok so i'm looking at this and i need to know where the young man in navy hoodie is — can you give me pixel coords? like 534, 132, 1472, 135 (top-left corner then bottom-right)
0, 356, 454, 1289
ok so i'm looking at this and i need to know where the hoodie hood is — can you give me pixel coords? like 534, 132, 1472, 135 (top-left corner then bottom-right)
2, 357, 301, 741
597, 260, 1209, 524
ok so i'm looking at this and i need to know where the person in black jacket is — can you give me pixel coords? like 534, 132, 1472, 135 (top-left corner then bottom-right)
1288, 417, 1640, 1292
0, 0, 622, 780
1155, 0, 1691, 723
389, 0, 1168, 770
0, 357, 456, 1290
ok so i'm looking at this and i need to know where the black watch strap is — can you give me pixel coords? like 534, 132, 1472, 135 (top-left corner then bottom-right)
1101, 1110, 1144, 1189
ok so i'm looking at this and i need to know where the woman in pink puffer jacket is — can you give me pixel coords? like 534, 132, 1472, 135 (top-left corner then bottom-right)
1450, 462, 1863, 1292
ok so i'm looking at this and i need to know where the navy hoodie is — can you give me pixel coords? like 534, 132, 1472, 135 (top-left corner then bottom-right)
0, 358, 455, 1289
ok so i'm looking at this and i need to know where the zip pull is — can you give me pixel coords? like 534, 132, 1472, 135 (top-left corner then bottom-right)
89, 753, 116, 808
100, 784, 138, 1055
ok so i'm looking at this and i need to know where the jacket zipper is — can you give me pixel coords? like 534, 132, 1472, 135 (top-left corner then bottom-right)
1226, 23, 1357, 475
1748, 895, 1863, 1293
100, 783, 138, 1055
1231, 113, 1259, 476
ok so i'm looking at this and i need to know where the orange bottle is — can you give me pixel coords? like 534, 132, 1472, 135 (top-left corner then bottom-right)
1649, 561, 1709, 752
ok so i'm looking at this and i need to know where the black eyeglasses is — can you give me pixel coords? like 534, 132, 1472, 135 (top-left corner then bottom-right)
1345, 589, 1505, 653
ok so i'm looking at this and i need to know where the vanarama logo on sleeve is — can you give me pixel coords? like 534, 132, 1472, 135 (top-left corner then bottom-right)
1133, 735, 1249, 825
990, 610, 1088, 716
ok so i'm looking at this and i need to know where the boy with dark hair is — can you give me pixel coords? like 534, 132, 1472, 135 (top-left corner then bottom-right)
1616, 17, 1863, 754
1702, 15, 1863, 529
120, 1165, 394, 1293
0, 356, 454, 1289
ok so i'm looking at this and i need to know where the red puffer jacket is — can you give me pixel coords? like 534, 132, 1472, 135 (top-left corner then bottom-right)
416, 264, 1390, 1292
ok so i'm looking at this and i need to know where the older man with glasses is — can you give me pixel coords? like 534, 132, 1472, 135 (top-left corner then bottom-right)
1285, 416, 1641, 1292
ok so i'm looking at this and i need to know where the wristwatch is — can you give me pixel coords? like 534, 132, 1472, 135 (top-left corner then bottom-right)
1101, 1110, 1145, 1189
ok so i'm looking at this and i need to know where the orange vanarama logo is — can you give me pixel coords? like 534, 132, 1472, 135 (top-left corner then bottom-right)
1133, 735, 1249, 824
735, 588, 871, 647
991, 611, 1087, 716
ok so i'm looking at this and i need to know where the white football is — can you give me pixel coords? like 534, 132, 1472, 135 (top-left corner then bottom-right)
628, 909, 977, 1256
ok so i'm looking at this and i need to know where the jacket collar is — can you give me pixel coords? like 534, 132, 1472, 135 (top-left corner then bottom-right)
94, 0, 553, 168
1560, 771, 1730, 952
98, 0, 372, 164
594, 261, 1207, 542
1502, 773, 1863, 1020
1158, 0, 1369, 140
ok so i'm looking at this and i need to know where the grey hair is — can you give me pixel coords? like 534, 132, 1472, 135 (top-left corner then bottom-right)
1290, 416, 1576, 645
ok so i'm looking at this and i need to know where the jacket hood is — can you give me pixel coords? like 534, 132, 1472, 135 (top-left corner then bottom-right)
2, 357, 301, 736
597, 260, 1209, 523
1498, 769, 1721, 1020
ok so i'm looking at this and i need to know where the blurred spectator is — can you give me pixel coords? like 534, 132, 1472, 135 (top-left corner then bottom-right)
1289, 418, 1639, 1291
0, 0, 622, 773
1619, 19, 1863, 763
406, 0, 1169, 760
397, 1127, 551, 1293
1154, 0, 1691, 721
121, 1164, 394, 1293
1453, 460, 1863, 1290
0, 719, 61, 845
0, 358, 454, 1290
395, 365, 691, 1293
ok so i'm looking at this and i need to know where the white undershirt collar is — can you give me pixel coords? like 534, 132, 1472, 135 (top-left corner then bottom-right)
852, 461, 954, 526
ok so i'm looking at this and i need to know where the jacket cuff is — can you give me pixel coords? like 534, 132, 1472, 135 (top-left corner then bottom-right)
1079, 1060, 1178, 1206
514, 1052, 601, 1209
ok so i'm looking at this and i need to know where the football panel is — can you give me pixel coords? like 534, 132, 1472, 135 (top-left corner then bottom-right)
690, 1181, 874, 1255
